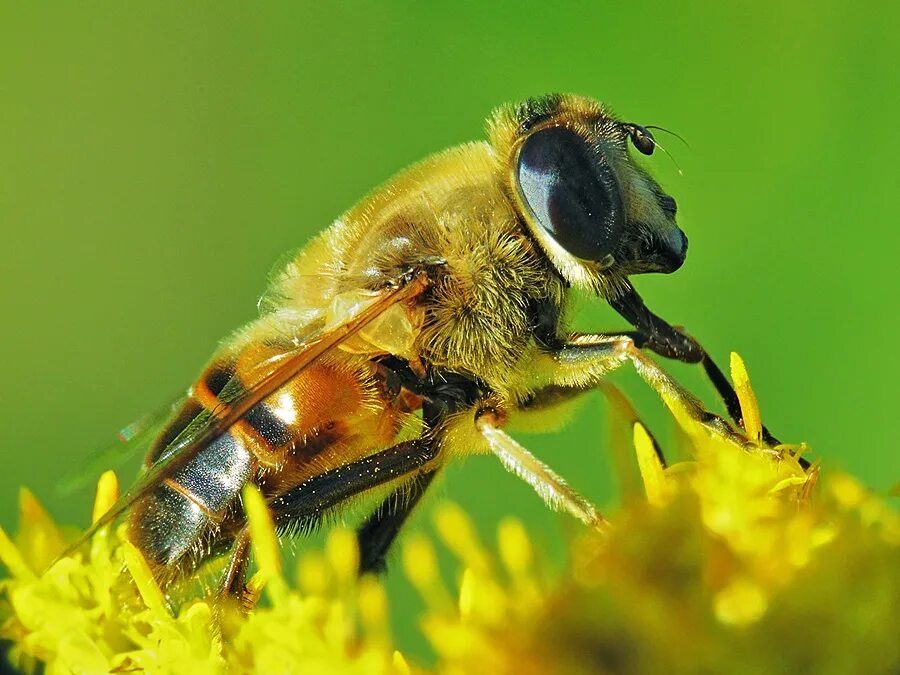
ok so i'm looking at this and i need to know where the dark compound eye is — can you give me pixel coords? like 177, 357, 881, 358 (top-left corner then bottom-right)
626, 123, 656, 156
516, 126, 624, 262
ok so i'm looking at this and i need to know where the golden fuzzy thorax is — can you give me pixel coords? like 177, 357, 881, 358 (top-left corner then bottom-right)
273, 139, 565, 398
260, 151, 551, 399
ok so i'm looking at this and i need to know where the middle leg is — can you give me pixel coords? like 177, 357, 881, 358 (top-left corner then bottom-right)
268, 437, 440, 531
607, 284, 791, 452
473, 406, 608, 530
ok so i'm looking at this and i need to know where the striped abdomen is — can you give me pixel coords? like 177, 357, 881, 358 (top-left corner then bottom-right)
129, 343, 403, 569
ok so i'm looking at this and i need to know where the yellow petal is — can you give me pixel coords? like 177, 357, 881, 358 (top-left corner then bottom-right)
392, 650, 411, 675
497, 518, 531, 575
358, 575, 390, 648
458, 568, 475, 618
122, 540, 167, 613
599, 382, 643, 502
730, 352, 762, 443
357, 575, 388, 629
91, 470, 120, 525
0, 526, 35, 580
714, 576, 768, 626
434, 502, 490, 575
325, 527, 359, 585
769, 476, 809, 494
17, 487, 67, 569
403, 532, 453, 612
296, 551, 328, 596
633, 422, 668, 507
403, 532, 439, 592
242, 483, 286, 604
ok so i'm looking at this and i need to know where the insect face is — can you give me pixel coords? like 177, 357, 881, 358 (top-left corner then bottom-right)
490, 94, 688, 296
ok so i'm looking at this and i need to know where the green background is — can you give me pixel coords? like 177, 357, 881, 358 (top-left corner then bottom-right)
1, 1, 898, 661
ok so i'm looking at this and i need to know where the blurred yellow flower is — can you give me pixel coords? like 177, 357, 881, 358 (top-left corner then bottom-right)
1, 353, 898, 674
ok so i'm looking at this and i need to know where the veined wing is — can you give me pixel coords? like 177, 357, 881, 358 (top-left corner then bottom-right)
62, 270, 431, 556
56, 397, 186, 498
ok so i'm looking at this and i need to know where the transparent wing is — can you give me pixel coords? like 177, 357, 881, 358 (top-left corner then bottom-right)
63, 270, 431, 555
56, 397, 186, 498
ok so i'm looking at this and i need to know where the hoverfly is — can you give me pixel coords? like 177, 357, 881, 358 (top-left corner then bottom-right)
76, 94, 771, 597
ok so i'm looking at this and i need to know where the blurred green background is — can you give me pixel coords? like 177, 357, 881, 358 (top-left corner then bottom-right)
1, 0, 898, 661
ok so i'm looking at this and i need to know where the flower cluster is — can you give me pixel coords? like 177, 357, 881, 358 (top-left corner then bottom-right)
0, 473, 407, 675
1, 355, 898, 674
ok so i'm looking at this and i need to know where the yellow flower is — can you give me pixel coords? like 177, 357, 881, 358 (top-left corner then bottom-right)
0, 477, 406, 674
1, 353, 898, 674
410, 355, 900, 675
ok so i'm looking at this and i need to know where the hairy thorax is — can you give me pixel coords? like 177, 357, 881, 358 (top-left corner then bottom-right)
275, 142, 569, 397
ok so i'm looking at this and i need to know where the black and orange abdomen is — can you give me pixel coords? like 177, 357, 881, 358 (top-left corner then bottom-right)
129, 342, 410, 570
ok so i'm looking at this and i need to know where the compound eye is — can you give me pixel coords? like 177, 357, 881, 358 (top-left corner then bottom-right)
626, 123, 656, 155
516, 126, 624, 262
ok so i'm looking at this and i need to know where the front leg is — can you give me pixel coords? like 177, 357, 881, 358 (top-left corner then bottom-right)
609, 284, 703, 363
530, 334, 750, 449
608, 284, 791, 453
